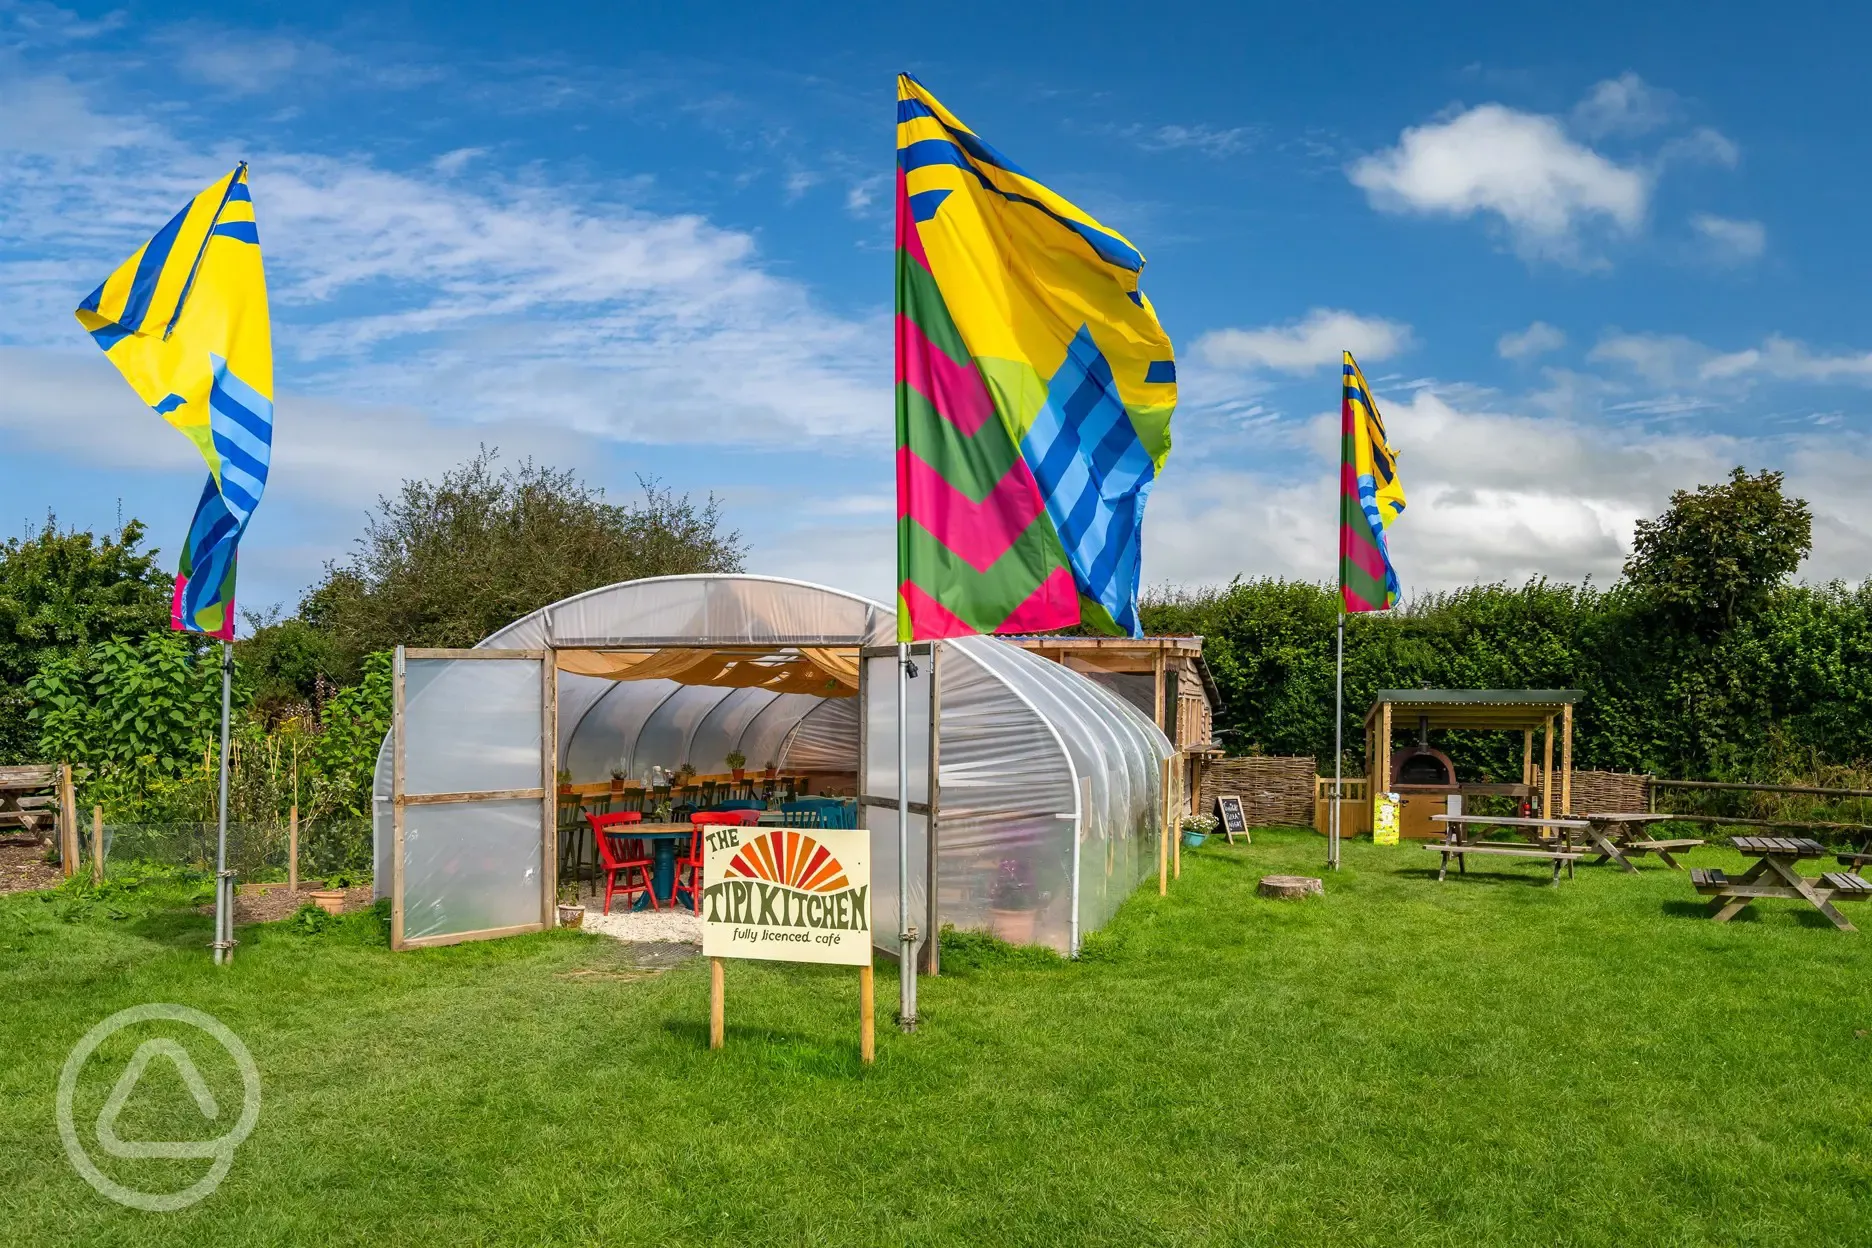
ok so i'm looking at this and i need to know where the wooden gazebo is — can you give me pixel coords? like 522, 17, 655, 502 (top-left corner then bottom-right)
1365, 689, 1582, 838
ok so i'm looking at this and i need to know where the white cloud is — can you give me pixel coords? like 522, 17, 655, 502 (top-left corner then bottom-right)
1194, 308, 1412, 374
1572, 72, 1676, 138
1592, 331, 1872, 388
1659, 127, 1740, 169
1348, 104, 1649, 263
1145, 386, 1872, 593
1690, 213, 1765, 264
1134, 123, 1258, 158
1498, 321, 1566, 360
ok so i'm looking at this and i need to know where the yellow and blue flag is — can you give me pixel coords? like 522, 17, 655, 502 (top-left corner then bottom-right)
75, 164, 273, 639
895, 74, 1176, 640
1339, 351, 1405, 611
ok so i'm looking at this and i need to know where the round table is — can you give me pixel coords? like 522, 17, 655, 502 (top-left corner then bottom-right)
624, 824, 699, 911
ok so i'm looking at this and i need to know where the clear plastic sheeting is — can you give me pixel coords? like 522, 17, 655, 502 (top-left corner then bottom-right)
372, 575, 1175, 954
401, 799, 543, 941
402, 658, 542, 795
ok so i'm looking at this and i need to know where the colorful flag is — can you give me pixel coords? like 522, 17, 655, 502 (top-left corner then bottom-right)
75, 165, 273, 639
895, 74, 1176, 641
1339, 351, 1406, 612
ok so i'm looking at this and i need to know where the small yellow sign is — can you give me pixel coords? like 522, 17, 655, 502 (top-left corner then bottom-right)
1373, 793, 1401, 846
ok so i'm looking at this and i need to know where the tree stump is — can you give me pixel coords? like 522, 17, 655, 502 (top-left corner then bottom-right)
1258, 875, 1323, 900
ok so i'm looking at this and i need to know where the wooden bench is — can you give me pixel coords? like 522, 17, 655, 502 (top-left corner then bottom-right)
1690, 867, 1730, 894
1423, 841, 1582, 885
1819, 872, 1872, 898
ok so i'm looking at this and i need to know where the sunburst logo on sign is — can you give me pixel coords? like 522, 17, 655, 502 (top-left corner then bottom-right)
724, 830, 851, 894
702, 823, 872, 966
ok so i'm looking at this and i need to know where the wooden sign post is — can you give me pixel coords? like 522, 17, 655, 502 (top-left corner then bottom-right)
701, 822, 875, 1064
1214, 794, 1249, 845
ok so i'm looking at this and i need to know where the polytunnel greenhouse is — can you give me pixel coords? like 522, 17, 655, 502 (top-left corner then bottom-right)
372, 575, 1174, 956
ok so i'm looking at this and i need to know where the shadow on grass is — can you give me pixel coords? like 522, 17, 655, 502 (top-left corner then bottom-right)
1660, 898, 1757, 922
1396, 865, 1569, 888
661, 1018, 867, 1076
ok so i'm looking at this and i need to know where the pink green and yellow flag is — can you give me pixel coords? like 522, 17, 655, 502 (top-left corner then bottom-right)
894, 74, 1176, 641
1339, 352, 1406, 612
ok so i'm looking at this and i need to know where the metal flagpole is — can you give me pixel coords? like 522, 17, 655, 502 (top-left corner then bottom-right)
1331, 613, 1344, 871
897, 642, 918, 1029
213, 640, 235, 965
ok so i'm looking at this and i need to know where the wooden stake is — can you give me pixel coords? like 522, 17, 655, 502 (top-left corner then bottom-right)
859, 964, 875, 1064
709, 957, 725, 1050
1560, 703, 1574, 816
1541, 715, 1555, 820
288, 804, 299, 893
1172, 756, 1183, 879
1159, 757, 1170, 895
59, 763, 77, 879
91, 806, 103, 886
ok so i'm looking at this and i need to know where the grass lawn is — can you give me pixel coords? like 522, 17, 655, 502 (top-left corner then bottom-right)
2, 827, 1870, 1246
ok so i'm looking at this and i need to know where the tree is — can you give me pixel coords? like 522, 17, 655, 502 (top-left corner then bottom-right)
301, 449, 746, 674
0, 516, 173, 762
1623, 467, 1812, 633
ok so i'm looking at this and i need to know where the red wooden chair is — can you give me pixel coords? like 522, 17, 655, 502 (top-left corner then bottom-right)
680, 811, 761, 913
587, 810, 653, 914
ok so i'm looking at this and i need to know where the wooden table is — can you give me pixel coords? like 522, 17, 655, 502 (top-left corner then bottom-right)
1579, 812, 1706, 872
606, 823, 699, 911
1691, 836, 1872, 931
1426, 814, 1588, 885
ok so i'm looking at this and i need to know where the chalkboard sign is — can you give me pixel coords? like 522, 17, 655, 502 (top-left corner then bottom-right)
1213, 794, 1249, 845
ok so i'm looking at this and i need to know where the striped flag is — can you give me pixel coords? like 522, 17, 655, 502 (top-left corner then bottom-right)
1339, 352, 1406, 612
75, 165, 273, 639
895, 74, 1176, 641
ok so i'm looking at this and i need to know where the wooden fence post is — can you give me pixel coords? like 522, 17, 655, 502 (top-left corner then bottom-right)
1158, 758, 1170, 896
859, 964, 875, 1064
59, 764, 77, 879
1172, 755, 1183, 880
709, 958, 725, 1050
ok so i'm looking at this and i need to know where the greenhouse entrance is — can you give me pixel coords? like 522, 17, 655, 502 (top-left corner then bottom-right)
374, 576, 1175, 958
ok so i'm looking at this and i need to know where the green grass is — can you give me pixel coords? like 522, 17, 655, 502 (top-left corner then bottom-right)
3, 828, 1870, 1247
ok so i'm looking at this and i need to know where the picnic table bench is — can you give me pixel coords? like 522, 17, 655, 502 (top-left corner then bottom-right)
1690, 836, 1871, 931
1578, 812, 1706, 872
1426, 814, 1587, 885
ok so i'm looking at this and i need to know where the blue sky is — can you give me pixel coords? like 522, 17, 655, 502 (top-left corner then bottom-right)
4, 0, 1869, 622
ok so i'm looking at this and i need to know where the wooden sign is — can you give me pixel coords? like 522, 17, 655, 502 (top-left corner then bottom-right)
1214, 794, 1249, 844
700, 823, 874, 1061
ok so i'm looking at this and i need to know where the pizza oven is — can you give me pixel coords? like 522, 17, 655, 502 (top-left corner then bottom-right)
1390, 716, 1461, 839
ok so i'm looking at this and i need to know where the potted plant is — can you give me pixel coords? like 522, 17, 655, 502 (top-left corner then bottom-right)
986, 859, 1044, 945
609, 766, 626, 794
676, 762, 696, 788
309, 870, 357, 916
1181, 814, 1218, 850
726, 751, 747, 782
557, 883, 585, 929
763, 759, 777, 781
556, 768, 574, 796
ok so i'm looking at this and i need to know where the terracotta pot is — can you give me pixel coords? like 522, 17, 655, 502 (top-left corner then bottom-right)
732, 768, 745, 782
988, 907, 1038, 946
557, 903, 585, 929
308, 889, 346, 916
610, 778, 624, 793
764, 768, 777, 780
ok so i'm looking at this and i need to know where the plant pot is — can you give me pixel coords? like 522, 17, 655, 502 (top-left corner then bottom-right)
731, 768, 745, 782
763, 769, 777, 781
557, 903, 585, 929
1181, 830, 1208, 850
308, 889, 346, 916
988, 907, 1038, 946
557, 785, 576, 796
610, 778, 624, 793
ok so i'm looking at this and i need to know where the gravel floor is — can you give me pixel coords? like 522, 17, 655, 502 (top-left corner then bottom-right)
568, 882, 702, 943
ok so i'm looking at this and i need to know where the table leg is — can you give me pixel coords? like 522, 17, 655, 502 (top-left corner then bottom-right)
1709, 894, 1752, 922
1763, 854, 1857, 933
1438, 849, 1450, 882
1594, 829, 1636, 873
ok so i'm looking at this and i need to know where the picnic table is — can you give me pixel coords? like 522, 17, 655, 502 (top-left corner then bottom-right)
1690, 836, 1872, 931
1578, 812, 1706, 872
1426, 814, 1588, 885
